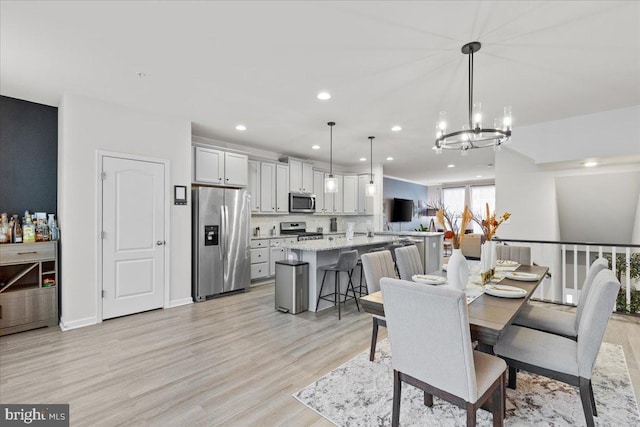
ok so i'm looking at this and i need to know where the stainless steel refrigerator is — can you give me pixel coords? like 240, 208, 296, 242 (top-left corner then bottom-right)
192, 186, 250, 301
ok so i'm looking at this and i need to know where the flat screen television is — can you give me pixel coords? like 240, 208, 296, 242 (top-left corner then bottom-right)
391, 198, 413, 222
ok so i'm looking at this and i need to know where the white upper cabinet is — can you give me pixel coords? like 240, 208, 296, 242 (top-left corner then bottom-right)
358, 174, 374, 214
224, 152, 248, 186
333, 174, 343, 214
289, 159, 313, 193
313, 171, 325, 213
343, 175, 358, 214
276, 164, 289, 213
194, 147, 224, 184
260, 162, 276, 213
248, 160, 260, 212
193, 146, 248, 187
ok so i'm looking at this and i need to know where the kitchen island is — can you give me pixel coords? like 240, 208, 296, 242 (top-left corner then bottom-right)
375, 231, 444, 273
281, 235, 406, 312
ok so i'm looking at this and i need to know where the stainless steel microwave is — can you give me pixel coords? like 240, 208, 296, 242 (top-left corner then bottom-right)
289, 192, 316, 213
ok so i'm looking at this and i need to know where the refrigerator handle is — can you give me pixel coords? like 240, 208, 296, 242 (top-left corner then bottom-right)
225, 205, 230, 254
220, 205, 226, 257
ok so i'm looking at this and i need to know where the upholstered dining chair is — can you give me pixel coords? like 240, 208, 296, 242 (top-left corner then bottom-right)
496, 245, 531, 266
513, 257, 609, 339
494, 269, 620, 427
395, 245, 424, 281
381, 277, 506, 427
360, 250, 396, 361
387, 243, 404, 276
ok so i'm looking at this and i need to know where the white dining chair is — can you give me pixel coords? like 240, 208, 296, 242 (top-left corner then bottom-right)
494, 269, 620, 427
360, 250, 395, 361
513, 257, 609, 338
395, 244, 424, 280
381, 277, 506, 427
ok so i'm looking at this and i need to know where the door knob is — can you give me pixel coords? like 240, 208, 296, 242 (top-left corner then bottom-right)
156, 240, 165, 246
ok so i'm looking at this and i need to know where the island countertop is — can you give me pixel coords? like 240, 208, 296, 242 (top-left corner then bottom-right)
280, 235, 405, 252
375, 231, 444, 237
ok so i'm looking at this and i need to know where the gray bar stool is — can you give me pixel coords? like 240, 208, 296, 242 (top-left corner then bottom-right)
316, 250, 360, 320
355, 247, 387, 296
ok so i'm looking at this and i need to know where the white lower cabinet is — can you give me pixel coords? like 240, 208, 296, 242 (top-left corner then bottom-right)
251, 237, 297, 280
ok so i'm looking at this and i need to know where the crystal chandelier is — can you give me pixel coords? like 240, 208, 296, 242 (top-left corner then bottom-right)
434, 41, 512, 156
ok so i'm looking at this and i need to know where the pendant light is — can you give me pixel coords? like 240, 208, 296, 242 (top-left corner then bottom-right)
324, 122, 338, 193
366, 136, 376, 197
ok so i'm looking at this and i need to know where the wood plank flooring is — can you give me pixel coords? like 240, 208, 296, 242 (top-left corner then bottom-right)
1, 284, 638, 426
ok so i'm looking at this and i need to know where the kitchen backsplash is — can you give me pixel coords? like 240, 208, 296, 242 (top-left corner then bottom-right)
251, 214, 376, 235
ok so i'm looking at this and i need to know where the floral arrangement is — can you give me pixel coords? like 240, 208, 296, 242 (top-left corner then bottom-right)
472, 203, 511, 241
429, 200, 473, 249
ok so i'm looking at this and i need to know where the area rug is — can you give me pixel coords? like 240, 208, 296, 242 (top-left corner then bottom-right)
293, 339, 640, 426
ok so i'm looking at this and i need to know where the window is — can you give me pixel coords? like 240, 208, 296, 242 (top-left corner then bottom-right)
442, 187, 466, 215
470, 185, 495, 233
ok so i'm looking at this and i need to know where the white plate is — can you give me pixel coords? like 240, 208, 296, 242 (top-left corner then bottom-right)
505, 272, 540, 282
496, 260, 519, 268
412, 274, 447, 285
483, 284, 527, 298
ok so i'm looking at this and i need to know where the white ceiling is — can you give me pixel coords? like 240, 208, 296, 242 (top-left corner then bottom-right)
2, 1, 639, 185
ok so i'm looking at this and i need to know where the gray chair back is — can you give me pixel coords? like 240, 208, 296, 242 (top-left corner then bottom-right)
335, 250, 358, 271
496, 245, 531, 265
395, 245, 424, 280
380, 277, 478, 402
360, 250, 395, 294
577, 269, 620, 379
387, 243, 404, 263
575, 257, 609, 328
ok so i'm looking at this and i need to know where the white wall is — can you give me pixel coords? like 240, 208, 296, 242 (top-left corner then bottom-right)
58, 93, 192, 329
513, 105, 640, 165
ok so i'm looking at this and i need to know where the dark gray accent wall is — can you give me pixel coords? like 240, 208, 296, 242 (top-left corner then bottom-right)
0, 96, 58, 215
383, 177, 429, 231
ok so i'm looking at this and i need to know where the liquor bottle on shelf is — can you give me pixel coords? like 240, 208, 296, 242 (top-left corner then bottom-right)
35, 218, 44, 242
12, 215, 23, 243
51, 220, 60, 241
23, 214, 36, 243
0, 213, 9, 244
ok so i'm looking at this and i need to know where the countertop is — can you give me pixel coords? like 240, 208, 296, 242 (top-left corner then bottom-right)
280, 235, 405, 252
250, 231, 355, 240
375, 231, 443, 237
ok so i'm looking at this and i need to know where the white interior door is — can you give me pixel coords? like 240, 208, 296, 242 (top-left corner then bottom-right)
102, 156, 165, 319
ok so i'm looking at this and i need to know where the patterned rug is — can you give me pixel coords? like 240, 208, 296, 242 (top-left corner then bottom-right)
294, 339, 640, 426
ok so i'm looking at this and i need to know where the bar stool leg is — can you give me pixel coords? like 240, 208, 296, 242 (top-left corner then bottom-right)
336, 271, 341, 320
346, 270, 360, 311
316, 271, 327, 311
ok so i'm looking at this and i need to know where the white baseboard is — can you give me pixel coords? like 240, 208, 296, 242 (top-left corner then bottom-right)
169, 297, 193, 308
59, 315, 98, 331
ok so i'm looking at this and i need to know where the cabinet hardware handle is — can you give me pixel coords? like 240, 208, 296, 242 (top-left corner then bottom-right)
17, 252, 38, 255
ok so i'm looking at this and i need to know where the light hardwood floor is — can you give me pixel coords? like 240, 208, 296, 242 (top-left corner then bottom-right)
1, 284, 638, 426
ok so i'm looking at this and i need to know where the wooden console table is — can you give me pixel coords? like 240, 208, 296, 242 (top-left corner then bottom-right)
0, 241, 58, 336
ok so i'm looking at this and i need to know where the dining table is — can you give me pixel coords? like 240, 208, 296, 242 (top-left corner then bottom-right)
359, 264, 549, 349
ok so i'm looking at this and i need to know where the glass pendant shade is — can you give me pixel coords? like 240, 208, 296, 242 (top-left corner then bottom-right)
325, 175, 337, 193
366, 181, 376, 197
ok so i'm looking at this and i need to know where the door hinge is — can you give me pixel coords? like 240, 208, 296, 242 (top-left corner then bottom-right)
101, 290, 105, 298
101, 231, 105, 239
101, 171, 106, 180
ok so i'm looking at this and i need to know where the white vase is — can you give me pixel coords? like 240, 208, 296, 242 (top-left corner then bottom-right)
480, 241, 497, 272
447, 249, 469, 291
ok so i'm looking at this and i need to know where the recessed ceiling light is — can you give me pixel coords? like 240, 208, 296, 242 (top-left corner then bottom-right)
312, 145, 320, 150
584, 161, 598, 167
360, 157, 367, 162
391, 125, 402, 132
386, 157, 394, 161
317, 92, 331, 100
235, 124, 247, 131
136, 72, 146, 78
448, 164, 455, 168
476, 175, 483, 178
